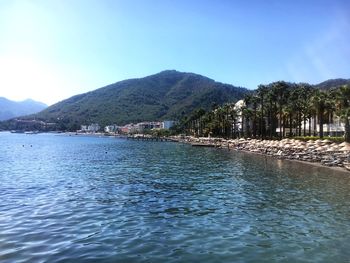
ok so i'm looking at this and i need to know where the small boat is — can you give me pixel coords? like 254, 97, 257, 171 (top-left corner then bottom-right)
10, 130, 25, 133
24, 131, 39, 134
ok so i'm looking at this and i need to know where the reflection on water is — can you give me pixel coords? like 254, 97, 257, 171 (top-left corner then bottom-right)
0, 132, 350, 262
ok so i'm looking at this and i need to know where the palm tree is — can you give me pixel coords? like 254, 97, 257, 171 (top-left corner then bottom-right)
241, 106, 253, 138
186, 108, 206, 136
266, 86, 278, 138
222, 104, 239, 139
251, 96, 259, 138
325, 91, 336, 136
298, 84, 313, 136
311, 90, 331, 138
271, 81, 289, 139
213, 106, 226, 137
257, 84, 269, 139
223, 103, 233, 138
335, 85, 350, 142
243, 94, 254, 138
289, 84, 308, 137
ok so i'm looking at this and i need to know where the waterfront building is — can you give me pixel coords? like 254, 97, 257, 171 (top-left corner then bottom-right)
104, 124, 119, 133
120, 124, 138, 134
162, 120, 176, 129
118, 121, 175, 134
233, 100, 245, 134
79, 123, 101, 133
136, 122, 162, 132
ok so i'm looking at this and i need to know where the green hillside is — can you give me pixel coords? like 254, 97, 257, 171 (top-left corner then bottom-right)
26, 70, 249, 130
314, 78, 350, 90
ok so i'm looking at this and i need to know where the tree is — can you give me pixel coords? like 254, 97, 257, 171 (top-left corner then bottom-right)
298, 84, 313, 136
266, 86, 278, 138
311, 90, 332, 138
271, 81, 289, 139
257, 85, 269, 139
335, 85, 350, 142
229, 105, 239, 138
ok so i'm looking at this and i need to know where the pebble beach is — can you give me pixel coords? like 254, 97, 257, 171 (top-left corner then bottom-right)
174, 136, 350, 172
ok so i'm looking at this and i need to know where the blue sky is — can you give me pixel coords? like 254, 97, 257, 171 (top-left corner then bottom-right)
0, 0, 349, 105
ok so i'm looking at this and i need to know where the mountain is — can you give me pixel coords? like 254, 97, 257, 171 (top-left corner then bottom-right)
0, 98, 47, 121
314, 78, 350, 90
29, 70, 249, 130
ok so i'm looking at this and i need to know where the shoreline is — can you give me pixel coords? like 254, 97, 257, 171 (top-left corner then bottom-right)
172, 136, 350, 174
234, 148, 350, 174
5, 131, 350, 174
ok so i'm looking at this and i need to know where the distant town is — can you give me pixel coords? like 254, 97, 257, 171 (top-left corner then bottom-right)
79, 120, 177, 134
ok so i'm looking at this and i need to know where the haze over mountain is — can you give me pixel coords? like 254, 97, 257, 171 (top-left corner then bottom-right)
0, 98, 47, 121
29, 70, 249, 129
313, 78, 350, 90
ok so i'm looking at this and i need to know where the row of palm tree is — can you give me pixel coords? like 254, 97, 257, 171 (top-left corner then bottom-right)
181, 82, 350, 142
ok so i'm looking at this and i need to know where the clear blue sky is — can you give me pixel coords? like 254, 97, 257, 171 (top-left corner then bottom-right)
0, 0, 349, 105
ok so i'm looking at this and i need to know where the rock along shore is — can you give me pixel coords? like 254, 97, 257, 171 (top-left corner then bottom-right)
171, 136, 350, 173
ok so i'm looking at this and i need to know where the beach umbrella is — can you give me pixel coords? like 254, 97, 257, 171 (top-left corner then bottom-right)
263, 141, 271, 147
295, 140, 304, 145
290, 143, 298, 149
326, 147, 339, 153
268, 142, 277, 148
296, 145, 307, 150
315, 146, 325, 151
340, 144, 350, 152
315, 142, 325, 147
271, 141, 278, 147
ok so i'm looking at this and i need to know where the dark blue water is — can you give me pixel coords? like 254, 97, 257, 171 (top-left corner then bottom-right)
1, 132, 350, 262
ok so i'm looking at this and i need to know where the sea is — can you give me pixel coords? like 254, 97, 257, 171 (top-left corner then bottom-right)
0, 132, 350, 262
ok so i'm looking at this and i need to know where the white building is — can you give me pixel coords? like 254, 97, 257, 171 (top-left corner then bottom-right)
300, 116, 345, 137
87, 123, 100, 133
119, 121, 176, 134
104, 124, 119, 133
80, 125, 88, 132
162, 120, 176, 129
135, 122, 162, 132
234, 100, 245, 132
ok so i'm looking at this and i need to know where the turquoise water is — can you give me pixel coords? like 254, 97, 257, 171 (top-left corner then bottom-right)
0, 132, 350, 262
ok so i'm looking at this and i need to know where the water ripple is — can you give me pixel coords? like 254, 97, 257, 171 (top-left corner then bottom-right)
1, 133, 350, 262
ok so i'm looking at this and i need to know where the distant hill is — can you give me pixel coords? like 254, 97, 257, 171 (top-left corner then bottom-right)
314, 78, 350, 90
0, 98, 47, 121
28, 70, 249, 130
